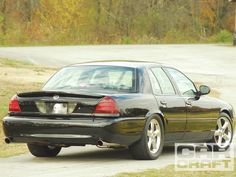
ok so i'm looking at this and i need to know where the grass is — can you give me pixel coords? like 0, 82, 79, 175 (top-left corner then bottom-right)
0, 58, 34, 68
0, 58, 56, 157
114, 158, 236, 177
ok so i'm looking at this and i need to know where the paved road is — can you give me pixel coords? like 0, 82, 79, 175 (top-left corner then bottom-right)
0, 44, 235, 108
0, 44, 235, 177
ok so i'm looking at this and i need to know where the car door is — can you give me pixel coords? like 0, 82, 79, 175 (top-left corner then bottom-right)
148, 67, 186, 142
165, 67, 215, 140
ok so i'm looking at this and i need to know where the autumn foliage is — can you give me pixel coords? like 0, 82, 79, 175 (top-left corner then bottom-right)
0, 0, 235, 45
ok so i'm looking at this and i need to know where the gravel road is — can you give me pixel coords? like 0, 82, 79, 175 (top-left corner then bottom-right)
0, 44, 235, 177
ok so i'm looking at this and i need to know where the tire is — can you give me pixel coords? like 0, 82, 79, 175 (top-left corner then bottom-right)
207, 113, 233, 151
27, 143, 61, 157
129, 114, 164, 160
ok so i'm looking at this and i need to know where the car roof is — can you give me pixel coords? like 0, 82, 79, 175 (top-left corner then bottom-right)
70, 60, 163, 68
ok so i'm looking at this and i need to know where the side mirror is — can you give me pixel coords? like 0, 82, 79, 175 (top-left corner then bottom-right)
199, 85, 210, 96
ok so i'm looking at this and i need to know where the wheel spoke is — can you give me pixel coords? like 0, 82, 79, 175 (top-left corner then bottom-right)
147, 130, 152, 137
222, 122, 229, 131
218, 136, 223, 146
217, 119, 222, 129
148, 138, 152, 149
223, 133, 230, 141
152, 138, 157, 149
156, 137, 160, 149
150, 122, 155, 132
214, 130, 220, 136
153, 129, 160, 136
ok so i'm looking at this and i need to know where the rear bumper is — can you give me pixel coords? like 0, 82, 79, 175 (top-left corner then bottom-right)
3, 116, 145, 146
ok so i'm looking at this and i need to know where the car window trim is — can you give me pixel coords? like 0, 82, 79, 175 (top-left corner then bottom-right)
147, 69, 163, 95
134, 68, 139, 93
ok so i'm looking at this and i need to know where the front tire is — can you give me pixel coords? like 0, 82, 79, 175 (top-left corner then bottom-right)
129, 115, 164, 160
207, 113, 233, 151
27, 143, 61, 157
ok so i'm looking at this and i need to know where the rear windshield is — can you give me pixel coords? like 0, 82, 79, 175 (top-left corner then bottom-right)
43, 65, 137, 93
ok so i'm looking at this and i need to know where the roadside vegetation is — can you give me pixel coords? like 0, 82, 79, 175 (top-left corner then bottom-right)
0, 58, 56, 157
0, 0, 235, 45
114, 158, 236, 177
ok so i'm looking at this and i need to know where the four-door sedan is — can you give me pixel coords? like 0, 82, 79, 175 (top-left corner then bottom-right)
2, 61, 235, 160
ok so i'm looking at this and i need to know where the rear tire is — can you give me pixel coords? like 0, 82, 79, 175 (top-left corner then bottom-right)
27, 143, 61, 157
129, 115, 164, 160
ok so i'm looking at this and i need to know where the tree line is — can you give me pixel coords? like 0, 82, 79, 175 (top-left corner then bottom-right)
0, 0, 235, 45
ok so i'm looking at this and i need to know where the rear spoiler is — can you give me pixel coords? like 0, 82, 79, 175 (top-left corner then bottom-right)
17, 91, 104, 99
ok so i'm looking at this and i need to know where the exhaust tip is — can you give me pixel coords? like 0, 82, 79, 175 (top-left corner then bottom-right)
97, 140, 103, 146
5, 137, 11, 144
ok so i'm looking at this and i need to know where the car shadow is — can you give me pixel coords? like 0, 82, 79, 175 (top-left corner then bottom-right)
29, 146, 176, 162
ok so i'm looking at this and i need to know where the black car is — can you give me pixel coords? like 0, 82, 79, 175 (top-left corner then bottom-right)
3, 61, 235, 160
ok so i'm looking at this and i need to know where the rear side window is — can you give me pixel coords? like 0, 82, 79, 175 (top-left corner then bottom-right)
151, 68, 175, 95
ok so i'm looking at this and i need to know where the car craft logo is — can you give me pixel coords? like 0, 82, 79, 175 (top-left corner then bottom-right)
175, 143, 234, 171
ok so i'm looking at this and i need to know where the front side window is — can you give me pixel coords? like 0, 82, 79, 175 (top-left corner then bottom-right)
151, 68, 175, 95
166, 68, 197, 97
43, 65, 136, 93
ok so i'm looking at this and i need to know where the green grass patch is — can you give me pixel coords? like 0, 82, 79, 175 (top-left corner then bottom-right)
0, 58, 34, 68
114, 158, 236, 177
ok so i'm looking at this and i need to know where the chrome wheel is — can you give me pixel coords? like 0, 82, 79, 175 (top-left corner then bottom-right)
147, 119, 161, 154
214, 117, 232, 149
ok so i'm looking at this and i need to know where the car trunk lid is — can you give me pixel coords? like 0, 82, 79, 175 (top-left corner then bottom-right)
12, 91, 105, 117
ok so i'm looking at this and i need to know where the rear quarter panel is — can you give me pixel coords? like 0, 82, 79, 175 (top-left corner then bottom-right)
110, 93, 159, 135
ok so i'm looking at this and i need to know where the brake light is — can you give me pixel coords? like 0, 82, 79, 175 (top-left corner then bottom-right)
93, 96, 119, 116
9, 95, 21, 112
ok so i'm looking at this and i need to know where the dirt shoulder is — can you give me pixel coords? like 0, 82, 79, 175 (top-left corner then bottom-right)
0, 58, 56, 157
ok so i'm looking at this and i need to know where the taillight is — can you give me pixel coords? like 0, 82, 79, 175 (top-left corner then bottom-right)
93, 96, 120, 116
9, 95, 21, 113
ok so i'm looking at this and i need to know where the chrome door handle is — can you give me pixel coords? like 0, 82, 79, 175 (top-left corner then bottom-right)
160, 100, 167, 105
185, 100, 192, 106
160, 101, 167, 108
